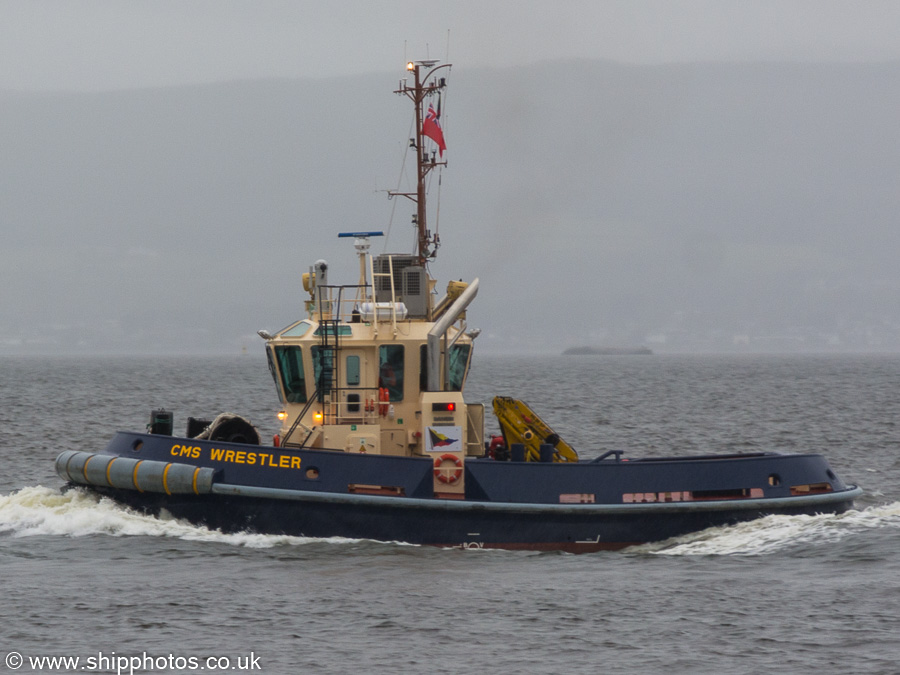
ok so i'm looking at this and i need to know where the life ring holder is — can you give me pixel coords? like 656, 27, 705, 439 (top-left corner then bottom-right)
433, 453, 463, 484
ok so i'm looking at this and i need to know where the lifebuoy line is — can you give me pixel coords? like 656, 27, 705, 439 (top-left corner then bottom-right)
378, 387, 389, 416
433, 453, 463, 484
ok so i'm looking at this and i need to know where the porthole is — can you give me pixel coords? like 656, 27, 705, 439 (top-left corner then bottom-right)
305, 467, 320, 480
132, 439, 143, 452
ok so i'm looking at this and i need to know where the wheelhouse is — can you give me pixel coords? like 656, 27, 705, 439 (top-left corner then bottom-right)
262, 247, 482, 476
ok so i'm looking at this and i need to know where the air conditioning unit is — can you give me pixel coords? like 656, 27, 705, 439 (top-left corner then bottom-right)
373, 254, 427, 317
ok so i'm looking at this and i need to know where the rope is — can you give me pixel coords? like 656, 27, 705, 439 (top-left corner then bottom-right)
384, 114, 417, 254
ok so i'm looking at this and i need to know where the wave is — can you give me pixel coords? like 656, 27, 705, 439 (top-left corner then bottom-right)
0, 486, 364, 549
632, 501, 900, 556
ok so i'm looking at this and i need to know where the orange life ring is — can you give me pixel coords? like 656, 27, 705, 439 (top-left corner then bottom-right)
433, 453, 463, 484
378, 387, 389, 416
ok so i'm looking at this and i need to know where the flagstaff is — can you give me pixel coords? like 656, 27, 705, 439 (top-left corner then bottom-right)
392, 60, 451, 268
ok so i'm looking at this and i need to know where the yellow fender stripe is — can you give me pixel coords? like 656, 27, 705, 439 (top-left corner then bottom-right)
132, 460, 144, 492
191, 467, 201, 495
82, 454, 94, 484
106, 457, 116, 487
162, 463, 173, 496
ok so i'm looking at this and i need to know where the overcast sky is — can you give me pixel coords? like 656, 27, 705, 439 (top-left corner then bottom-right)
3, 1, 900, 354
3, 1, 900, 91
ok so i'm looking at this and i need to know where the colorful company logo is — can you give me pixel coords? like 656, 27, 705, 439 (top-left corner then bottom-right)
428, 429, 459, 448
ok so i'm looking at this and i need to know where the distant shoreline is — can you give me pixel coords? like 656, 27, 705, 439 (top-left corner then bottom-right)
562, 346, 653, 356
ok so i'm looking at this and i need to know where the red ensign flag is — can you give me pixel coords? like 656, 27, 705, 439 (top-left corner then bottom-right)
422, 103, 446, 156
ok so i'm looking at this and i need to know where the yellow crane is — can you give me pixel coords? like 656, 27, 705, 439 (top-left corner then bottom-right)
492, 396, 579, 462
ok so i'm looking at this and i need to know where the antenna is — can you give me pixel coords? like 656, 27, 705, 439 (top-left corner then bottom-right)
391, 59, 451, 268
390, 59, 452, 319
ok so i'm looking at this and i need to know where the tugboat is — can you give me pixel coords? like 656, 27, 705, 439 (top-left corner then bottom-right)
55, 60, 861, 551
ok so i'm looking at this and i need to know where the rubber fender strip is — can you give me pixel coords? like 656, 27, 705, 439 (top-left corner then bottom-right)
162, 463, 173, 496
106, 457, 116, 487
54, 451, 86, 485
63, 452, 77, 483
192, 467, 201, 495
53, 451, 71, 484
66, 451, 91, 485
82, 454, 94, 484
132, 460, 144, 493
210, 483, 863, 514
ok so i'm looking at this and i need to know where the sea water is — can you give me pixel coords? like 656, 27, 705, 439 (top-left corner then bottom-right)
2, 354, 899, 674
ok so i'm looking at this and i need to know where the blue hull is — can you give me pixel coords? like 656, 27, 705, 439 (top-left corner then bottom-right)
93, 483, 858, 552
57, 431, 861, 551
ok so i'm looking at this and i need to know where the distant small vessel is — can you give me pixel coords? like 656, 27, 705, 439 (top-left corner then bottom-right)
563, 346, 653, 356
55, 59, 860, 551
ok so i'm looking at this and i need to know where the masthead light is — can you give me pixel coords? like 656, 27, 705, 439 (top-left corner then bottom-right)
407, 62, 415, 71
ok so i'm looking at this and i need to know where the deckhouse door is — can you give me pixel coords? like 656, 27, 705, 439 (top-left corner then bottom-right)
339, 350, 369, 421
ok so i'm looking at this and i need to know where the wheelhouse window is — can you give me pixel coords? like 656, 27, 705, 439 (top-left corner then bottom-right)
379, 345, 404, 401
310, 346, 334, 401
274, 345, 307, 403
281, 320, 312, 337
266, 347, 283, 403
420, 345, 429, 391
448, 344, 471, 391
419, 343, 471, 392
314, 324, 353, 337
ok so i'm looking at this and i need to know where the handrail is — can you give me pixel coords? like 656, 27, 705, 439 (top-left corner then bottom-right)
282, 384, 390, 448
590, 450, 625, 463
281, 387, 321, 447
313, 284, 370, 323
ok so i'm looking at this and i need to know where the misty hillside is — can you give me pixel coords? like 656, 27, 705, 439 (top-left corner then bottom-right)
2, 60, 899, 353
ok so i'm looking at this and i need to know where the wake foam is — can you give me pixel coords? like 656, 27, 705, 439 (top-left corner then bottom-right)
7, 486, 894, 556
632, 501, 900, 556
0, 486, 361, 549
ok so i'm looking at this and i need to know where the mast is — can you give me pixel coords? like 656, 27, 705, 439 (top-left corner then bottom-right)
392, 60, 451, 268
